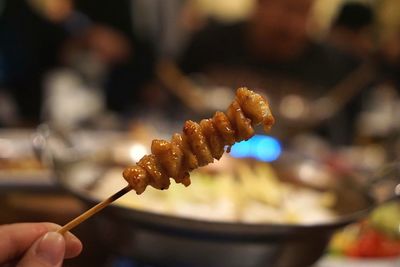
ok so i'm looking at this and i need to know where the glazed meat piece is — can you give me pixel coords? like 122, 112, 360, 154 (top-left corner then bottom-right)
236, 87, 275, 132
123, 87, 274, 194
137, 155, 170, 190
226, 100, 254, 141
122, 166, 149, 194
212, 111, 236, 146
199, 119, 225, 160
183, 120, 214, 167
151, 140, 175, 177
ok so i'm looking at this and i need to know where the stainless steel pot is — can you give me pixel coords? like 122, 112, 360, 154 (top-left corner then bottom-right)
33, 127, 399, 267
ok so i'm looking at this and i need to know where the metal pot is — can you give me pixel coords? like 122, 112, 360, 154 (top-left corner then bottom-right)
33, 127, 399, 267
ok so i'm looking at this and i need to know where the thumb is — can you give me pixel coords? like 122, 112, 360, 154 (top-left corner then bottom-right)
16, 232, 66, 267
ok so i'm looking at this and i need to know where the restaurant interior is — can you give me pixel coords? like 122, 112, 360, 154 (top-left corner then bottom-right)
0, 0, 399, 266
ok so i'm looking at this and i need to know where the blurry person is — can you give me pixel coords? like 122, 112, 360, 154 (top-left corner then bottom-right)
179, 0, 360, 144
327, 2, 375, 60
71, 0, 156, 116
0, 0, 155, 126
0, 0, 70, 125
179, 0, 359, 92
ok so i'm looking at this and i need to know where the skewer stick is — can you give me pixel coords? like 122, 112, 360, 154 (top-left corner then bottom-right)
57, 185, 132, 235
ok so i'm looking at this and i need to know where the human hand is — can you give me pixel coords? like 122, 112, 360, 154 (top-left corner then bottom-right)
0, 222, 82, 267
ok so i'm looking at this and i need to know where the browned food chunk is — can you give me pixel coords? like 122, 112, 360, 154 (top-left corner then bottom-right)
236, 87, 274, 131
177, 171, 191, 187
174, 133, 198, 171
212, 111, 236, 146
151, 139, 183, 182
183, 120, 213, 166
226, 100, 254, 141
122, 166, 149, 194
137, 155, 170, 190
199, 119, 224, 160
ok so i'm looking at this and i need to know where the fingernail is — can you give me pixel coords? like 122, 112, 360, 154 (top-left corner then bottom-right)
35, 232, 65, 265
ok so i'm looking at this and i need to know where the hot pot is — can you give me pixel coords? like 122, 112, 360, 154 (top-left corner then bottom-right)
33, 128, 399, 267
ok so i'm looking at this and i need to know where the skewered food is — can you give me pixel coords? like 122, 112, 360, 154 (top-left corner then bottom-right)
57, 87, 274, 234
123, 87, 275, 194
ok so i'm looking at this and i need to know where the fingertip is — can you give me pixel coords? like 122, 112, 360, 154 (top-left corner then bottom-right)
35, 232, 66, 265
64, 231, 83, 259
17, 231, 66, 267
37, 223, 83, 259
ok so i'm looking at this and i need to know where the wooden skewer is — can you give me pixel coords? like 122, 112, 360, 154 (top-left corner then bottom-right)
57, 185, 132, 235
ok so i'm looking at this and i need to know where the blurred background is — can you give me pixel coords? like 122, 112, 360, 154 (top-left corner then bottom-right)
0, 0, 400, 266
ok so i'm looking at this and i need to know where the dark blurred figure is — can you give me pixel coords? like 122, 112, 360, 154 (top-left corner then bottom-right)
0, 0, 68, 125
179, 0, 360, 144
0, 0, 155, 126
328, 2, 375, 60
180, 0, 359, 89
72, 0, 155, 115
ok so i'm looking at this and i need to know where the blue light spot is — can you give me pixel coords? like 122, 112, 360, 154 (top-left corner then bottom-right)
230, 140, 251, 158
230, 135, 281, 162
254, 137, 281, 162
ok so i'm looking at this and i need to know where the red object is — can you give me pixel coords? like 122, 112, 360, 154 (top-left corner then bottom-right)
345, 229, 400, 258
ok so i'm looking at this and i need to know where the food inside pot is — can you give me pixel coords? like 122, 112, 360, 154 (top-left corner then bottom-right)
89, 156, 337, 225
